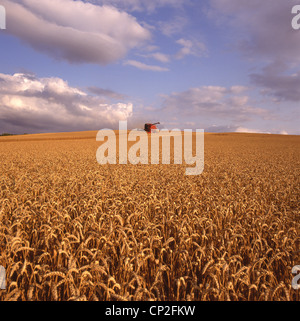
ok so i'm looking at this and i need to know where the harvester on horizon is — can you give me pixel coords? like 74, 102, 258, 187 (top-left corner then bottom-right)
144, 122, 160, 134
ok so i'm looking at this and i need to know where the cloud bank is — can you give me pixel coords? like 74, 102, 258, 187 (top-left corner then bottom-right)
160, 85, 270, 123
0, 73, 133, 134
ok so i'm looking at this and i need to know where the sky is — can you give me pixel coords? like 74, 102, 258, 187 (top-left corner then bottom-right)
0, 0, 299, 135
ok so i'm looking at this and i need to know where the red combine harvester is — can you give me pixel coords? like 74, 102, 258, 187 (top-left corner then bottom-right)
144, 122, 160, 134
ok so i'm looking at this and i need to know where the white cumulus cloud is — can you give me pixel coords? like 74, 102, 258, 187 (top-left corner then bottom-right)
0, 72, 133, 134
2, 0, 151, 65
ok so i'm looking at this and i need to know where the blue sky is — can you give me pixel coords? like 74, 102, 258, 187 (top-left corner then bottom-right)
0, 0, 299, 134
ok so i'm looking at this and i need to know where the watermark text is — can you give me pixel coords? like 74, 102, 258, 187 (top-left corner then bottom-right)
0, 265, 6, 290
292, 265, 300, 290
292, 5, 300, 30
0, 5, 5, 30
96, 121, 204, 176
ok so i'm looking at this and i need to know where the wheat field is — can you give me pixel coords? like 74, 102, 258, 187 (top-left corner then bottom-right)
0, 131, 299, 301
